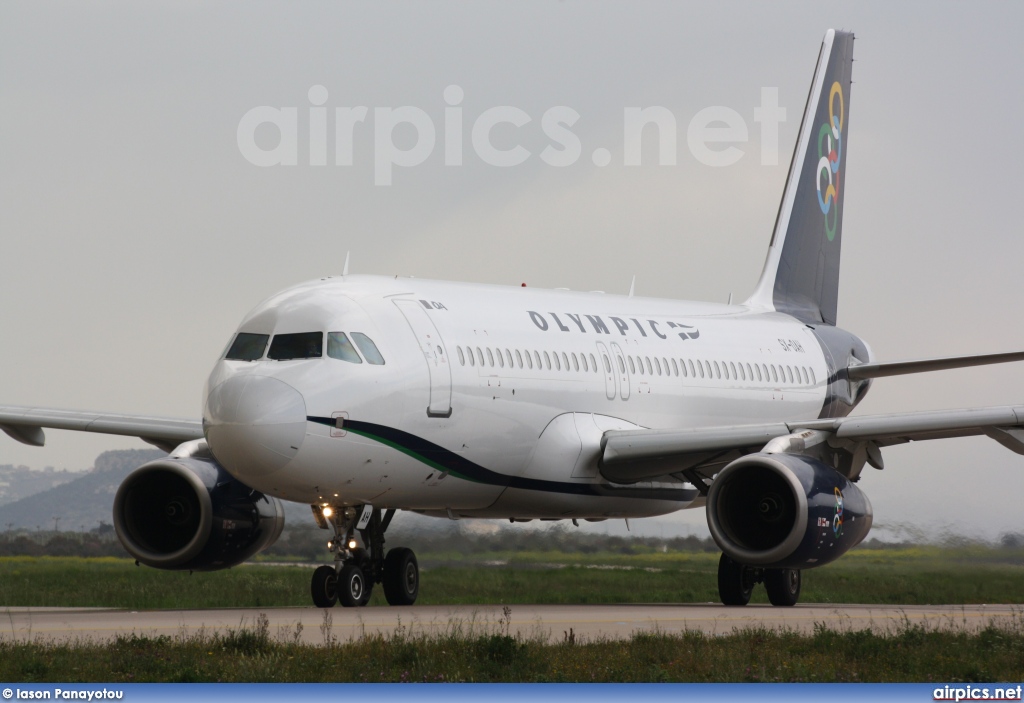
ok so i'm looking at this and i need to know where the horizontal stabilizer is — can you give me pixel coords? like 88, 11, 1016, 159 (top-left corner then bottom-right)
848, 350, 1024, 380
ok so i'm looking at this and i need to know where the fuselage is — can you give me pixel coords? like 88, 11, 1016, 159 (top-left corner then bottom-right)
201, 274, 870, 521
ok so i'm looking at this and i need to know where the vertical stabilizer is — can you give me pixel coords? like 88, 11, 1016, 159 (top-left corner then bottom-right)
745, 29, 854, 326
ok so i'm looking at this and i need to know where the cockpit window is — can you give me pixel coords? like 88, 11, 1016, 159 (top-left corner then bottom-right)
268, 332, 323, 360
225, 333, 269, 361
327, 332, 362, 364
352, 333, 385, 365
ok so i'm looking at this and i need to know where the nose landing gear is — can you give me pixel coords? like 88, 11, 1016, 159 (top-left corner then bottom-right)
310, 504, 420, 608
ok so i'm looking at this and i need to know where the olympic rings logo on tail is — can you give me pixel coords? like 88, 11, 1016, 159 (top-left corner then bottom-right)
816, 82, 844, 241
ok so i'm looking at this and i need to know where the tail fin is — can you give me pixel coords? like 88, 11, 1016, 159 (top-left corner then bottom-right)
746, 29, 854, 326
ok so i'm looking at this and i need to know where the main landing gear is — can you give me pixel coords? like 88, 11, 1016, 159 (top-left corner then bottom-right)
310, 505, 419, 608
717, 553, 801, 607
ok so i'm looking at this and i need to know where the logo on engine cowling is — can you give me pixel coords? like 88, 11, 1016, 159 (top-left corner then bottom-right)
833, 487, 844, 538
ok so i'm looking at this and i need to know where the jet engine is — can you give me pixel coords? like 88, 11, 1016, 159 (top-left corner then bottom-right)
706, 452, 872, 569
113, 454, 284, 571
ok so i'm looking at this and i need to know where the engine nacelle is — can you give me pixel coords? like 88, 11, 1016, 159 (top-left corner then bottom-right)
113, 456, 285, 571
706, 452, 872, 569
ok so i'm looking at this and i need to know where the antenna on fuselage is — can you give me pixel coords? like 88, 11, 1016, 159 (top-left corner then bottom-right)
342, 251, 351, 277
628, 275, 636, 298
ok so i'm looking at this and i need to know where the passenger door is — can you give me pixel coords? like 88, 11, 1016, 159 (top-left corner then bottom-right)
393, 300, 452, 418
595, 342, 617, 401
610, 342, 630, 400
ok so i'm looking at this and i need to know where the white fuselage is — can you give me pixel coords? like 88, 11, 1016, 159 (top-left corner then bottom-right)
202, 275, 835, 521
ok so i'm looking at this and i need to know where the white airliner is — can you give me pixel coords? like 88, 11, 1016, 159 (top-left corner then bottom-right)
4, 29, 1024, 609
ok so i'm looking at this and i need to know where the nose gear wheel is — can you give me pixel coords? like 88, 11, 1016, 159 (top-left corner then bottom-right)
308, 505, 420, 608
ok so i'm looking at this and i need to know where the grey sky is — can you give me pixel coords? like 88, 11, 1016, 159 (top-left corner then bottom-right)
2, 1, 1023, 540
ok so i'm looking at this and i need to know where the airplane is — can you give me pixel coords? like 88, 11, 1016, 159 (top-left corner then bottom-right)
4, 28, 1024, 609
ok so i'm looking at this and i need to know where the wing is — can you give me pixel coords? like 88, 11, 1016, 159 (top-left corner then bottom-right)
600, 405, 1024, 487
0, 405, 204, 453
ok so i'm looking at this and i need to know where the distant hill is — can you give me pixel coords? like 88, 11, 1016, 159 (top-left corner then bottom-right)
0, 464, 83, 506
0, 448, 311, 532
0, 449, 166, 531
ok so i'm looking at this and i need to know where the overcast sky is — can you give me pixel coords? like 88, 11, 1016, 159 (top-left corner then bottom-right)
2, 1, 1023, 541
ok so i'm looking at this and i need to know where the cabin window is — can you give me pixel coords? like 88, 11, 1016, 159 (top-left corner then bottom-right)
543, 351, 552, 370
580, 353, 588, 372
730, 362, 737, 380
722, 362, 729, 380
571, 353, 579, 371
628, 356, 636, 374
786, 366, 793, 383
654, 357, 661, 375
457, 346, 465, 366
495, 348, 504, 368
590, 353, 598, 372
672, 359, 679, 376
603, 354, 611, 373
554, 352, 562, 371
467, 347, 475, 366
269, 332, 323, 360
810, 367, 816, 385
712, 361, 720, 379
226, 333, 269, 361
686, 359, 695, 377
680, 358, 688, 377
472, 347, 481, 366
525, 350, 534, 369
617, 355, 625, 373
770, 365, 778, 383
738, 363, 746, 381
515, 350, 523, 368
351, 333, 385, 365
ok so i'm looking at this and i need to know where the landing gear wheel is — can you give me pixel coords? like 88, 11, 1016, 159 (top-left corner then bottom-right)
717, 553, 754, 606
383, 547, 419, 606
311, 565, 338, 608
765, 568, 801, 606
338, 563, 372, 607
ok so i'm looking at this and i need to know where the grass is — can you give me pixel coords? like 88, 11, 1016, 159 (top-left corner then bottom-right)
1, 545, 1024, 608
2, 614, 1024, 682
2, 547, 1024, 682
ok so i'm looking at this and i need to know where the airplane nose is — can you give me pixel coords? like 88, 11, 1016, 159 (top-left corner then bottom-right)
204, 375, 306, 479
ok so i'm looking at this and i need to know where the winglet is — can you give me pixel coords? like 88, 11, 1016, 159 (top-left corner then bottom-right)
342, 251, 351, 277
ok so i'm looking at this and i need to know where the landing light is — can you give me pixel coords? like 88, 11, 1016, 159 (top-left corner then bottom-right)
347, 539, 358, 550
322, 507, 333, 518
